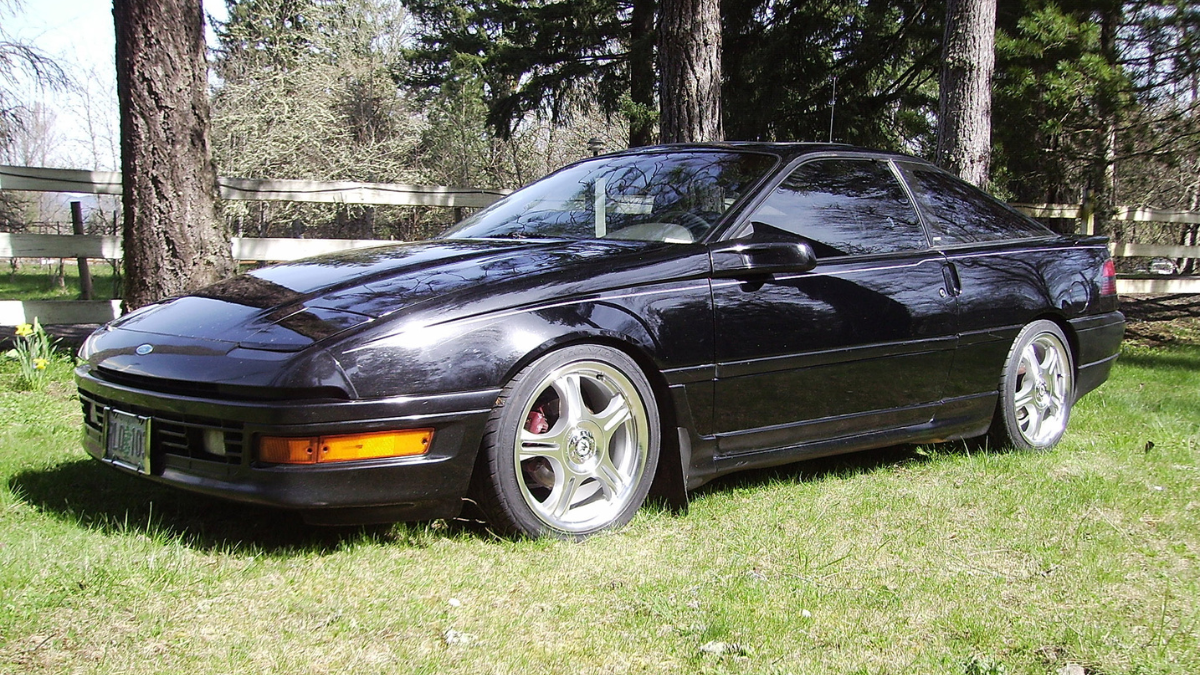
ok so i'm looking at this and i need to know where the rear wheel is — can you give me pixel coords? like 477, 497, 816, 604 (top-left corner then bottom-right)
472, 345, 660, 538
989, 320, 1075, 451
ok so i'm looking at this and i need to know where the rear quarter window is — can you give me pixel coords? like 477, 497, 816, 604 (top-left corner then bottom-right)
897, 162, 1052, 246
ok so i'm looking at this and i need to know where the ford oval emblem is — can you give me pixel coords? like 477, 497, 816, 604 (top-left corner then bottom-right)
135, 344, 154, 355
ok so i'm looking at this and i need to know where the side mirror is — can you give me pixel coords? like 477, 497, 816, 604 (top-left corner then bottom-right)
709, 239, 817, 278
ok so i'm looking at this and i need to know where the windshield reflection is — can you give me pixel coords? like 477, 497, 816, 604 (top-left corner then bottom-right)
443, 151, 777, 244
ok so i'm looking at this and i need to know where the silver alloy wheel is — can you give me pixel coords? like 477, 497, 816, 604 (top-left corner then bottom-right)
1012, 331, 1073, 447
514, 360, 650, 533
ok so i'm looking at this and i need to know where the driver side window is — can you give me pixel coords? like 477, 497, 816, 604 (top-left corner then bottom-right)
747, 158, 927, 257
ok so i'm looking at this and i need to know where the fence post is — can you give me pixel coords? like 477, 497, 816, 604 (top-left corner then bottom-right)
70, 201, 94, 301
1080, 199, 1096, 235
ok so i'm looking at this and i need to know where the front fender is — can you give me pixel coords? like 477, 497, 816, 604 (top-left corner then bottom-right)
328, 283, 713, 400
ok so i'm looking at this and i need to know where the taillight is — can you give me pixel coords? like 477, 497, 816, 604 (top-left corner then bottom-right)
1099, 259, 1117, 296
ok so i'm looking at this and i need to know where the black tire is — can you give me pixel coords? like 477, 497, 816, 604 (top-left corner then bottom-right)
988, 319, 1075, 451
471, 344, 661, 539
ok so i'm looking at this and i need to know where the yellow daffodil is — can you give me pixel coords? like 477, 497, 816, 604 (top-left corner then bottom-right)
33, 358, 48, 370
15, 324, 33, 337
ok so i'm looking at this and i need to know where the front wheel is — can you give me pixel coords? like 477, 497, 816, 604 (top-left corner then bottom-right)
989, 320, 1075, 451
472, 345, 660, 538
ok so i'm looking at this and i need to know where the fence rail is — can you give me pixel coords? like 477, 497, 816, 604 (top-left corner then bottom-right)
0, 233, 394, 262
0, 164, 509, 208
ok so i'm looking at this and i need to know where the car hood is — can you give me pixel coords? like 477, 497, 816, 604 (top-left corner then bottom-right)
97, 238, 680, 353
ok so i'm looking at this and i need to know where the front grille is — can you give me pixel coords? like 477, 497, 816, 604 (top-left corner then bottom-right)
80, 391, 245, 465
93, 366, 350, 402
95, 367, 223, 398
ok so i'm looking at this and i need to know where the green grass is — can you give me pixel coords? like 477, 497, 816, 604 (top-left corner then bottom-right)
0, 345, 1197, 674
0, 263, 118, 301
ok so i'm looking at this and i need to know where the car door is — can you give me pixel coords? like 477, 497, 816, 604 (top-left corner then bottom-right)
710, 156, 959, 455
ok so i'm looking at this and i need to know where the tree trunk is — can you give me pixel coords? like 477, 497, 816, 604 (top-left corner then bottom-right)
1090, 5, 1122, 238
935, 0, 996, 187
114, 0, 233, 310
658, 0, 723, 143
628, 0, 656, 147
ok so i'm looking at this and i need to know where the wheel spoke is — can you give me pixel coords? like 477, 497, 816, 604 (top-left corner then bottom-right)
548, 475, 580, 519
1024, 345, 1047, 388
553, 373, 587, 425
1020, 344, 1038, 372
518, 429, 568, 464
1038, 344, 1060, 379
595, 456, 627, 499
1029, 407, 1045, 440
1019, 404, 1040, 434
593, 395, 632, 440
1014, 386, 1037, 410
1046, 373, 1065, 403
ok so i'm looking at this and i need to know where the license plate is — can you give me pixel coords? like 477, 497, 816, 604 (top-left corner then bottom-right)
106, 409, 151, 473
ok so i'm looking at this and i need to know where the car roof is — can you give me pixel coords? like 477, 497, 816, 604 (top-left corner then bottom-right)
609, 142, 934, 166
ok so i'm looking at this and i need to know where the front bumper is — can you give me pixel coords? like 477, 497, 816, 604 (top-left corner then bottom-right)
76, 365, 498, 524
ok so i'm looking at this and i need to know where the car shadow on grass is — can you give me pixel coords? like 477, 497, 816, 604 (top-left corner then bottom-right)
1114, 343, 1200, 370
6, 458, 471, 554
687, 439, 985, 500
11, 442, 987, 552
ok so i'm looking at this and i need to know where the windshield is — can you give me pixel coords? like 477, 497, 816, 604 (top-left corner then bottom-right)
443, 151, 778, 244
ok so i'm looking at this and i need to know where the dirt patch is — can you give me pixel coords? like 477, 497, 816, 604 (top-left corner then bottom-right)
1119, 294, 1200, 347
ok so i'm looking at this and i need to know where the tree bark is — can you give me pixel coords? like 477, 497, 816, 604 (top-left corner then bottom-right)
114, 0, 233, 310
658, 0, 723, 143
935, 0, 996, 187
628, 0, 656, 147
1091, 5, 1121, 238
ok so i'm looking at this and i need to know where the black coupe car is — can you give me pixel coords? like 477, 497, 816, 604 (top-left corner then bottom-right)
77, 143, 1125, 538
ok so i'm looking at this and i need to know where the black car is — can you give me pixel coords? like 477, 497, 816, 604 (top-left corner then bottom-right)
76, 143, 1125, 538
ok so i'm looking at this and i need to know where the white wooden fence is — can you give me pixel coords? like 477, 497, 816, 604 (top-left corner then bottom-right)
0, 164, 514, 324
0, 165, 509, 208
1011, 203, 1200, 294
1, 165, 1197, 325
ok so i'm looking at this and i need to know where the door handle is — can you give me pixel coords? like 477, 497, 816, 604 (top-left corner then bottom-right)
941, 263, 962, 297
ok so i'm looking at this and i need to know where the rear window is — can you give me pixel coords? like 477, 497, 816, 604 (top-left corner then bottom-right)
897, 162, 1052, 246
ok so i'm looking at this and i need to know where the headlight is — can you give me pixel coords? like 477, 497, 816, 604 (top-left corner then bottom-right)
77, 328, 107, 361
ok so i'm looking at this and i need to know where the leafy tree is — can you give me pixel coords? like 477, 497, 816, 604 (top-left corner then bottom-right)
406, 0, 943, 150
211, 0, 427, 238
212, 0, 421, 183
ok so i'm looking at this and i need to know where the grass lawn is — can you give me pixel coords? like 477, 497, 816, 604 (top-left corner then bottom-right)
0, 262, 119, 301
0, 342, 1196, 674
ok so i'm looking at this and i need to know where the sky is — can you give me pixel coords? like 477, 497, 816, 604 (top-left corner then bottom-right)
6, 0, 229, 169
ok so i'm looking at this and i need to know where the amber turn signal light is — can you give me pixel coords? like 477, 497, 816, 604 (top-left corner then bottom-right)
258, 429, 433, 464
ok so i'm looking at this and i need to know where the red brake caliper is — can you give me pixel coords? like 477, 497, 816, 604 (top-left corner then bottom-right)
522, 405, 555, 490
525, 406, 550, 434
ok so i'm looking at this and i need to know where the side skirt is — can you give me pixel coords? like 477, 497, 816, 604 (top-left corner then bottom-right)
693, 393, 996, 485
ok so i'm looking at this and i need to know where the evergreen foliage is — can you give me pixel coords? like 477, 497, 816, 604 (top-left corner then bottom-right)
992, 1, 1200, 212
723, 0, 943, 150
402, 0, 640, 140
207, 0, 1199, 243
